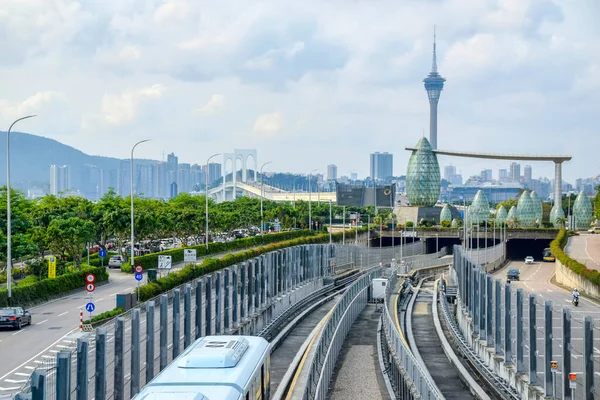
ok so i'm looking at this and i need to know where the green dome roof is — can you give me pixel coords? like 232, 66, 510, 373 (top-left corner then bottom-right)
469, 190, 490, 224
550, 205, 566, 227
406, 137, 440, 207
517, 190, 537, 227
440, 204, 453, 222
573, 191, 593, 229
451, 218, 458, 228
496, 205, 508, 224
529, 191, 543, 225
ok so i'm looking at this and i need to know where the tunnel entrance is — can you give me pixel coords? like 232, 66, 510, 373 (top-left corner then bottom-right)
424, 237, 461, 253
506, 239, 552, 261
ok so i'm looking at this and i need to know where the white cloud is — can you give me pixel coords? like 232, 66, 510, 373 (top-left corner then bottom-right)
119, 45, 142, 61
253, 113, 284, 136
197, 95, 225, 115
101, 84, 165, 125
0, 91, 64, 119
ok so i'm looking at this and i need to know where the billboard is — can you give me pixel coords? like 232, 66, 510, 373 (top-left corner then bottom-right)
336, 184, 395, 207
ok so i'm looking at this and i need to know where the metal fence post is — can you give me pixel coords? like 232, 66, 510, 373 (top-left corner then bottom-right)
56, 350, 72, 400
76, 339, 88, 400
173, 288, 181, 358
562, 308, 571, 399
516, 288, 524, 372
240, 264, 246, 322
130, 308, 140, 397
260, 255, 266, 307
583, 316, 593, 400
254, 259, 260, 310
184, 283, 192, 348
504, 283, 512, 363
195, 279, 203, 339
473, 268, 479, 333
544, 301, 553, 397
206, 275, 213, 335
495, 279, 502, 355
224, 268, 230, 333
160, 294, 168, 371
529, 294, 537, 384
479, 270, 485, 338
31, 370, 46, 400
146, 301, 155, 383
114, 317, 125, 400
215, 271, 222, 334
95, 328, 107, 400
233, 265, 239, 329
486, 275, 493, 347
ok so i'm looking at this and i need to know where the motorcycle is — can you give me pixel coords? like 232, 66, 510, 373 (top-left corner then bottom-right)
573, 296, 579, 307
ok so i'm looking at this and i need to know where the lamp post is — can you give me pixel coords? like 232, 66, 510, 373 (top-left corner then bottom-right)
205, 153, 221, 252
260, 161, 272, 239
130, 139, 151, 273
6, 115, 36, 301
308, 169, 318, 230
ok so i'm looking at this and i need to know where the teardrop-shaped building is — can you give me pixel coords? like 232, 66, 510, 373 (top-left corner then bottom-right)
406, 137, 440, 207
451, 218, 458, 228
507, 205, 518, 227
550, 205, 566, 227
517, 190, 537, 227
470, 190, 490, 224
440, 204, 452, 223
496, 205, 508, 225
573, 191, 593, 230
529, 191, 543, 226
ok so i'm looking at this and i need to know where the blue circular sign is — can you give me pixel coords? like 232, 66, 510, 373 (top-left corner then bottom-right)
85, 302, 95, 312
134, 272, 143, 281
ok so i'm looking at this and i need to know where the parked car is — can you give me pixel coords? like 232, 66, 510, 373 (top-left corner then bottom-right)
588, 227, 600, 234
506, 269, 520, 283
525, 256, 534, 264
0, 307, 32, 330
108, 255, 125, 269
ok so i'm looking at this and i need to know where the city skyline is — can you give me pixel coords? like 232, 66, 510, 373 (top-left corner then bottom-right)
0, 1, 598, 182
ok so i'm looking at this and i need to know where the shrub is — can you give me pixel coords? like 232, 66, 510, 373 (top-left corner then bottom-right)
0, 265, 109, 307
83, 308, 124, 324
17, 275, 39, 287
550, 229, 600, 286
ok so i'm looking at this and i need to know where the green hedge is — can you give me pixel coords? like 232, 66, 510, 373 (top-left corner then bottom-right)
550, 229, 600, 286
83, 308, 124, 325
0, 265, 109, 307
120, 230, 315, 273
137, 229, 362, 302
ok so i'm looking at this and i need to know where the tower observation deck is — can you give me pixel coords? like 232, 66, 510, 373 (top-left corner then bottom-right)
423, 26, 445, 150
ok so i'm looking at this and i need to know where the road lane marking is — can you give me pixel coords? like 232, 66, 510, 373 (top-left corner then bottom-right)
11, 331, 24, 336
4, 379, 27, 384
36, 319, 48, 325
14, 373, 29, 377
23, 367, 34, 370
125, 287, 133, 291
97, 298, 104, 301
57, 312, 68, 317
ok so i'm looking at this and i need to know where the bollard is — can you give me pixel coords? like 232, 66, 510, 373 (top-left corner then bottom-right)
206, 275, 213, 335
31, 370, 46, 400
529, 294, 537, 384
184, 283, 192, 348
76, 339, 88, 400
195, 279, 203, 339
114, 317, 125, 400
95, 328, 107, 400
173, 288, 181, 358
160, 294, 168, 371
562, 308, 571, 399
224, 268, 230, 333
494, 279, 502, 355
130, 308, 141, 397
146, 301, 155, 383
544, 301, 553, 397
583, 317, 593, 400
215, 272, 222, 334
516, 289, 524, 372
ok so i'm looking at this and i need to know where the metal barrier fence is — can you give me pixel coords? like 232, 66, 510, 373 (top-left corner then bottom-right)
380, 273, 444, 400
333, 241, 425, 267
461, 241, 503, 266
302, 267, 381, 400
453, 245, 597, 400
15, 243, 337, 400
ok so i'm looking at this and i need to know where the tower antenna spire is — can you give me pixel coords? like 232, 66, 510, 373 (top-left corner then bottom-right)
432, 25, 438, 74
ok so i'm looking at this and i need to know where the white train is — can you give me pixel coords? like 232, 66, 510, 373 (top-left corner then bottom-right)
134, 335, 271, 400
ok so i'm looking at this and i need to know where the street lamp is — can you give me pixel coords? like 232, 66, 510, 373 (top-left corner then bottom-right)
308, 169, 318, 231
260, 161, 272, 239
6, 115, 36, 301
130, 139, 151, 272
205, 153, 221, 252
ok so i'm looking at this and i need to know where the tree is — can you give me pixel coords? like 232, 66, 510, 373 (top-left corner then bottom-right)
496, 198, 517, 211
594, 185, 600, 220
46, 217, 96, 267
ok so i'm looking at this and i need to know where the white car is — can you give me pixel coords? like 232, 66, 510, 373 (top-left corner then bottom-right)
525, 256, 534, 264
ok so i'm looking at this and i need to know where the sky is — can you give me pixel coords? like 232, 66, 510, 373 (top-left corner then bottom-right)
0, 0, 599, 183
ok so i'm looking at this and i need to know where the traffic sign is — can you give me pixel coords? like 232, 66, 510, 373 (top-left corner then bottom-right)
135, 265, 143, 273
158, 255, 172, 269
85, 302, 95, 312
184, 249, 196, 263
86, 274, 96, 283
99, 250, 106, 258
86, 283, 96, 292
134, 272, 143, 281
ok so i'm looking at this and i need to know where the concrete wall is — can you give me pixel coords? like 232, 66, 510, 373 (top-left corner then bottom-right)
555, 260, 600, 300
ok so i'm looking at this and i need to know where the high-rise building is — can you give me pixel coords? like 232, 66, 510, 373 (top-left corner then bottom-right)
167, 152, 178, 189
136, 164, 155, 198
83, 164, 102, 200
154, 162, 168, 198
327, 164, 338, 181
444, 165, 456, 182
118, 160, 130, 196
480, 169, 492, 182
423, 27, 445, 150
524, 165, 532, 186
178, 163, 192, 193
498, 169, 508, 181
190, 164, 203, 190
207, 163, 222, 186
107, 169, 118, 194
509, 162, 521, 182
370, 152, 393, 182
49, 165, 71, 195
350, 172, 358, 181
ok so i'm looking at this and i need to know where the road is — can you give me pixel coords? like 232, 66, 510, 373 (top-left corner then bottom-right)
492, 259, 600, 398
565, 233, 600, 269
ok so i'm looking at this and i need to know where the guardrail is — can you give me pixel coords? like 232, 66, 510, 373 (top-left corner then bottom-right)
302, 267, 382, 400
380, 273, 444, 399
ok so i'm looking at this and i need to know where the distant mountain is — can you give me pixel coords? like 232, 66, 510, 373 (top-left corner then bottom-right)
0, 131, 157, 192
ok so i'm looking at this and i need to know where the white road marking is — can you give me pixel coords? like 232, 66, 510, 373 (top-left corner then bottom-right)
0, 386, 20, 391
125, 287, 133, 291
23, 367, 34, 370
36, 319, 48, 325
57, 345, 69, 348
14, 373, 29, 377
57, 311, 68, 317
11, 331, 23, 336
3, 379, 27, 384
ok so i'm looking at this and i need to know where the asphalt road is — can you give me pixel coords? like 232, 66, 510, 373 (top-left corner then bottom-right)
492, 260, 600, 398
565, 233, 600, 269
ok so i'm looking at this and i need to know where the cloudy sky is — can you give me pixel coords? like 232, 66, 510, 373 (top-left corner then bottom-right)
0, 0, 598, 183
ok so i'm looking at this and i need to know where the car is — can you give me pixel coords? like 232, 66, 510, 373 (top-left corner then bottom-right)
108, 255, 125, 269
588, 227, 600, 234
506, 269, 520, 282
525, 256, 534, 264
0, 307, 32, 330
